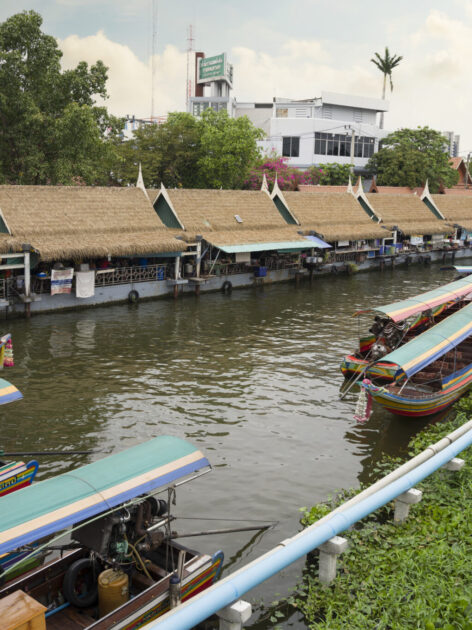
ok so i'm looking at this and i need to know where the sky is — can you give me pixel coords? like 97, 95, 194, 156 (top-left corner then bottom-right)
1, 1, 472, 151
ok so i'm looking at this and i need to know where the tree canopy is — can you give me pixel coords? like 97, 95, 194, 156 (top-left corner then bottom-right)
115, 109, 264, 189
366, 127, 459, 193
0, 10, 122, 185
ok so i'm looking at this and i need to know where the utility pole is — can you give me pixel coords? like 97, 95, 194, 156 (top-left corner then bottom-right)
345, 125, 356, 175
150, 0, 158, 120
466, 152, 471, 190
186, 24, 195, 111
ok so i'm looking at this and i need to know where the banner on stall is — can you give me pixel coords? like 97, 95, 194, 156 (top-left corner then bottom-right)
51, 268, 74, 295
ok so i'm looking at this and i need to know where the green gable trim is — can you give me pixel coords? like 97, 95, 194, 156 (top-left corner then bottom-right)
0, 214, 8, 234
273, 195, 298, 225
357, 196, 377, 219
154, 195, 183, 229
422, 197, 444, 220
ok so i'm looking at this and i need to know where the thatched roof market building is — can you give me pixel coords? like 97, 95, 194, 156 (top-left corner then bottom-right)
150, 187, 319, 253
430, 194, 472, 232
360, 192, 447, 237
272, 189, 388, 242
0, 186, 184, 261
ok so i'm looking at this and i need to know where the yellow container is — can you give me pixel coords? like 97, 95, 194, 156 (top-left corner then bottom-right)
98, 569, 129, 618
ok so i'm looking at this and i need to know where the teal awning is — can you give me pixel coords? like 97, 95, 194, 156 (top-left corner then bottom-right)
376, 302, 472, 380
0, 436, 209, 555
213, 240, 317, 254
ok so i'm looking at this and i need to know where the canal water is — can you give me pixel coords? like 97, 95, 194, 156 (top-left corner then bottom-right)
1, 264, 458, 626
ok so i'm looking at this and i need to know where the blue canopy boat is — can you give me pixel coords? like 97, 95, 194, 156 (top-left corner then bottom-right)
362, 302, 472, 417
0, 436, 224, 629
341, 274, 472, 382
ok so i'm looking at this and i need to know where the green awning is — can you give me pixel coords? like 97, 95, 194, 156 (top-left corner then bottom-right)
213, 241, 315, 254
0, 436, 209, 555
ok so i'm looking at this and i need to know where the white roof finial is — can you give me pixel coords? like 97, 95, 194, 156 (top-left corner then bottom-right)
261, 173, 270, 194
356, 176, 363, 195
423, 179, 430, 197
136, 163, 150, 201
347, 176, 353, 194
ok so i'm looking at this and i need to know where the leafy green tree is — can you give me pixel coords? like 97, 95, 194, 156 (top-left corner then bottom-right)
367, 127, 459, 193
114, 112, 202, 188
115, 109, 264, 189
307, 162, 352, 186
196, 109, 264, 189
0, 10, 122, 185
371, 47, 403, 128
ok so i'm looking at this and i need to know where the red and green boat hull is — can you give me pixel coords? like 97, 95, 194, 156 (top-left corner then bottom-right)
362, 365, 472, 417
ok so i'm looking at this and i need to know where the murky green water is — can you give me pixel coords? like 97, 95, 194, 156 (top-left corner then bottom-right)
1, 264, 459, 626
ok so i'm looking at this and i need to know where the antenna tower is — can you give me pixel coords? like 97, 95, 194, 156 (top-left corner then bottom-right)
186, 24, 195, 110
151, 0, 158, 120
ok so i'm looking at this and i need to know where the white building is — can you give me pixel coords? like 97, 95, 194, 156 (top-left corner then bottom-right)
235, 92, 389, 172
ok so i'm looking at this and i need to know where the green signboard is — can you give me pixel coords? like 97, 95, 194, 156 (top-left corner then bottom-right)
198, 53, 226, 83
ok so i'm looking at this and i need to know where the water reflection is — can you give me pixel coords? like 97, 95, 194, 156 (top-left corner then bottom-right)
1, 264, 462, 625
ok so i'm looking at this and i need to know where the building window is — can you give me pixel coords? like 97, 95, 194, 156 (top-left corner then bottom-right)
282, 136, 300, 157
314, 132, 376, 158
353, 109, 363, 123
322, 105, 333, 119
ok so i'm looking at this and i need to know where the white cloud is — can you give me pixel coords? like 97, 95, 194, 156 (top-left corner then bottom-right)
60, 30, 187, 119
58, 5, 472, 151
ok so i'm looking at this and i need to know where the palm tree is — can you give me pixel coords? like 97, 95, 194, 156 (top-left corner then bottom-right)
371, 47, 403, 129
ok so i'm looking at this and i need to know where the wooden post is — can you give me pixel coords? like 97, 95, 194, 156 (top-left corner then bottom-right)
196, 241, 202, 278
24, 252, 31, 318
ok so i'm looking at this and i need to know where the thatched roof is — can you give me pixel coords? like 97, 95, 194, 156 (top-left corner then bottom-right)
150, 188, 307, 243
201, 227, 308, 247
298, 185, 350, 193
365, 193, 447, 236
279, 191, 387, 241
151, 188, 289, 230
430, 194, 472, 231
0, 186, 184, 261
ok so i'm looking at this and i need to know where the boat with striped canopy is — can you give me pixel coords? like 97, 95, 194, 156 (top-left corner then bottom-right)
361, 302, 472, 417
341, 275, 472, 382
0, 436, 224, 629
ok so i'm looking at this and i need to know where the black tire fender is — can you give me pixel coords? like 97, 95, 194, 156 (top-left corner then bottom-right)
128, 289, 139, 303
62, 557, 99, 608
221, 280, 232, 293
331, 265, 338, 274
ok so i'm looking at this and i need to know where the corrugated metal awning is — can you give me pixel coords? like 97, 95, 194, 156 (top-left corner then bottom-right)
211, 238, 330, 254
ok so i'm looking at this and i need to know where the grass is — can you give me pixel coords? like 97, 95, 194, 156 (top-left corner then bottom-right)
291, 398, 472, 629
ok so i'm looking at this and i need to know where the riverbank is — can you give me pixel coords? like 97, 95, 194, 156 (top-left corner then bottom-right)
3, 245, 472, 318
291, 399, 472, 629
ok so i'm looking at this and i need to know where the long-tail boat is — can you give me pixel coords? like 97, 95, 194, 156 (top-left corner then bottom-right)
341, 275, 472, 383
0, 436, 224, 629
361, 302, 472, 417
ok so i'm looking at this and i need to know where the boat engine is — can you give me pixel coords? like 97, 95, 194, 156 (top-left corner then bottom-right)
370, 340, 389, 360
72, 496, 168, 568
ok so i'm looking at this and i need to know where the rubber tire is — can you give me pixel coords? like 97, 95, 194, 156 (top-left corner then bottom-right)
331, 265, 338, 274
128, 289, 139, 303
221, 281, 232, 294
62, 558, 99, 608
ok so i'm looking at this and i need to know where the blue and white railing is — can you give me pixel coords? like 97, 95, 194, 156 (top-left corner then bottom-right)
152, 419, 472, 630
